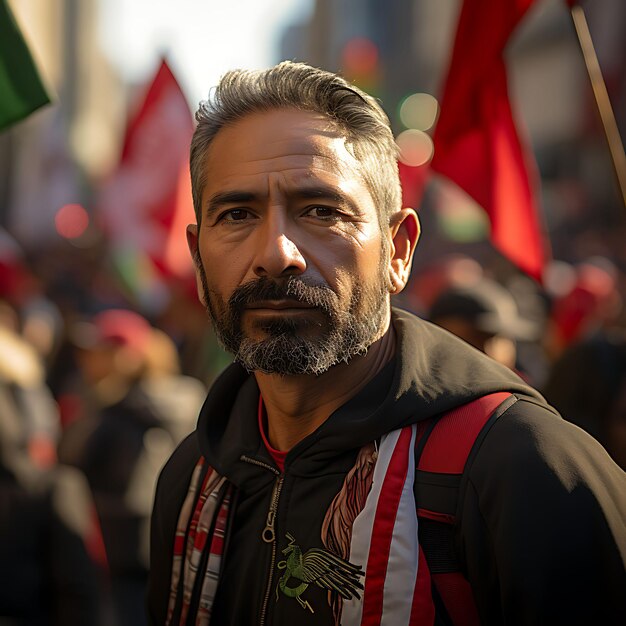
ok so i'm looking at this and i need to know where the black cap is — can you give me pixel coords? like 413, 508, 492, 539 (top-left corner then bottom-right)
429, 279, 539, 341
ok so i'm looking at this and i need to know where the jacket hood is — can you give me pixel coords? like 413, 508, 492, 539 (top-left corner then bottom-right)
195, 308, 545, 487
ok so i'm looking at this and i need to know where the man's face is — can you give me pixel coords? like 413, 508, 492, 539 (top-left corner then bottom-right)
187, 108, 393, 375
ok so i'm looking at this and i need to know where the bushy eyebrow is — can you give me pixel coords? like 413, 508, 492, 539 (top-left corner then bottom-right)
205, 191, 256, 218
204, 185, 350, 218
292, 186, 346, 203
291, 186, 361, 215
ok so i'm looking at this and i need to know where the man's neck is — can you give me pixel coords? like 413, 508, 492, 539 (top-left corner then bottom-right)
254, 323, 396, 452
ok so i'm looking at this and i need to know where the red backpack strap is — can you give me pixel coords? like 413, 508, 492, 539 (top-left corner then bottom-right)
414, 392, 515, 626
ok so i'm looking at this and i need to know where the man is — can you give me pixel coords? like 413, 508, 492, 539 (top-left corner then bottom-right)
148, 62, 626, 626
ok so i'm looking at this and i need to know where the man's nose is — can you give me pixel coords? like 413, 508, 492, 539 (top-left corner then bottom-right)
252, 218, 307, 278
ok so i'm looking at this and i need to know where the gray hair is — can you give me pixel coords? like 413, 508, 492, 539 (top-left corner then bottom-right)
190, 61, 401, 226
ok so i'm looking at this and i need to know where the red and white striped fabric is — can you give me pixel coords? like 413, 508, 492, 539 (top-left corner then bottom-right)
166, 460, 231, 626
342, 424, 435, 626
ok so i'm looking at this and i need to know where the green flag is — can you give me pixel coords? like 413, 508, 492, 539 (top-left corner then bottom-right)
0, 0, 50, 131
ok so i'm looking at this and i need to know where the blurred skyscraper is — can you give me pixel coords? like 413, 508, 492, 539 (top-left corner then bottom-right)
0, 0, 123, 245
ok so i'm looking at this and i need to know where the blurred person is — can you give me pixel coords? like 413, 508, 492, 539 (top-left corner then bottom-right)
543, 330, 626, 470
428, 277, 539, 372
20, 291, 64, 368
0, 228, 63, 368
0, 233, 67, 461
543, 259, 623, 362
147, 62, 626, 626
0, 319, 102, 625
504, 273, 551, 387
58, 309, 201, 626
0, 307, 61, 470
129, 326, 206, 565
140, 326, 206, 443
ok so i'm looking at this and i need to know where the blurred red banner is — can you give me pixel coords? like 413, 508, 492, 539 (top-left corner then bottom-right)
98, 59, 195, 307
432, 0, 549, 282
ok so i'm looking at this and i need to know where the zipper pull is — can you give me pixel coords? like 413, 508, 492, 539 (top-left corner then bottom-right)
262, 511, 275, 543
262, 475, 283, 543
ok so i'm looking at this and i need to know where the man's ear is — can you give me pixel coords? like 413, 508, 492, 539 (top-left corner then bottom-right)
186, 223, 206, 305
387, 208, 420, 294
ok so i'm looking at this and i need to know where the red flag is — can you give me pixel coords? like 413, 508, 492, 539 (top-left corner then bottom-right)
431, 0, 549, 281
99, 59, 195, 307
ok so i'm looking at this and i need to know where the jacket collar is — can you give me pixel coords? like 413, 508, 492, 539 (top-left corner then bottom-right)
195, 308, 545, 487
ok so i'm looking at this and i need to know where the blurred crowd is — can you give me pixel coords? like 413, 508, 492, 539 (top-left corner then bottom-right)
399, 250, 626, 470
1, 222, 625, 625
0, 228, 224, 626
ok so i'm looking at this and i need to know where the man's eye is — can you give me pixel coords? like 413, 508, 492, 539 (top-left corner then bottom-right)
221, 209, 252, 222
305, 206, 337, 219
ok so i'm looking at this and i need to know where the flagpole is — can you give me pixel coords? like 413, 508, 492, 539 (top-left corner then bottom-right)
570, 4, 626, 209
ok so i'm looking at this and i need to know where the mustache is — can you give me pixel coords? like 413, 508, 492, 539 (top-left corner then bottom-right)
228, 276, 337, 313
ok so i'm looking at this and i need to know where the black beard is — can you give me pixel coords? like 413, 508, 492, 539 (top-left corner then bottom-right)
196, 267, 389, 376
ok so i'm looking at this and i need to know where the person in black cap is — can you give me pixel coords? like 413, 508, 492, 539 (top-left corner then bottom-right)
428, 277, 538, 371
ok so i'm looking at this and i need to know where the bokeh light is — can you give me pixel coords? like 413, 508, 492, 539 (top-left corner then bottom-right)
396, 129, 434, 167
54, 204, 90, 239
341, 37, 379, 76
399, 93, 439, 131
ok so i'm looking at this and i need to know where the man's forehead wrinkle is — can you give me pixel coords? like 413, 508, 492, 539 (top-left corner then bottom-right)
211, 164, 347, 188
245, 136, 352, 167
206, 145, 347, 175
209, 153, 360, 186
233, 153, 341, 168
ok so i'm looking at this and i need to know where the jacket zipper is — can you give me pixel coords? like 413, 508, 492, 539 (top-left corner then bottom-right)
260, 474, 283, 626
240, 455, 283, 626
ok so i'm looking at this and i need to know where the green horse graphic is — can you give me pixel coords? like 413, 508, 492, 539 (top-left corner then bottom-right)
276, 532, 364, 613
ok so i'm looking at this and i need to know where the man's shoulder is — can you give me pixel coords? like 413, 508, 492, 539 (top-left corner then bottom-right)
455, 396, 626, 624
475, 395, 597, 468
468, 394, 626, 502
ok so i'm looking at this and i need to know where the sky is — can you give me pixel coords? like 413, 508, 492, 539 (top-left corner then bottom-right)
98, 0, 313, 106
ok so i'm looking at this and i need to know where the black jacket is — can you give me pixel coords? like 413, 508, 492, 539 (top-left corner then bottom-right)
148, 309, 626, 625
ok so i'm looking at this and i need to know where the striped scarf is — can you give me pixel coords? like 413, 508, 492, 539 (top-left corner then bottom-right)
166, 423, 434, 626
166, 458, 233, 626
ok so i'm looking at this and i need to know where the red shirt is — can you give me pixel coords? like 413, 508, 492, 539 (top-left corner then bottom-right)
258, 396, 287, 472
